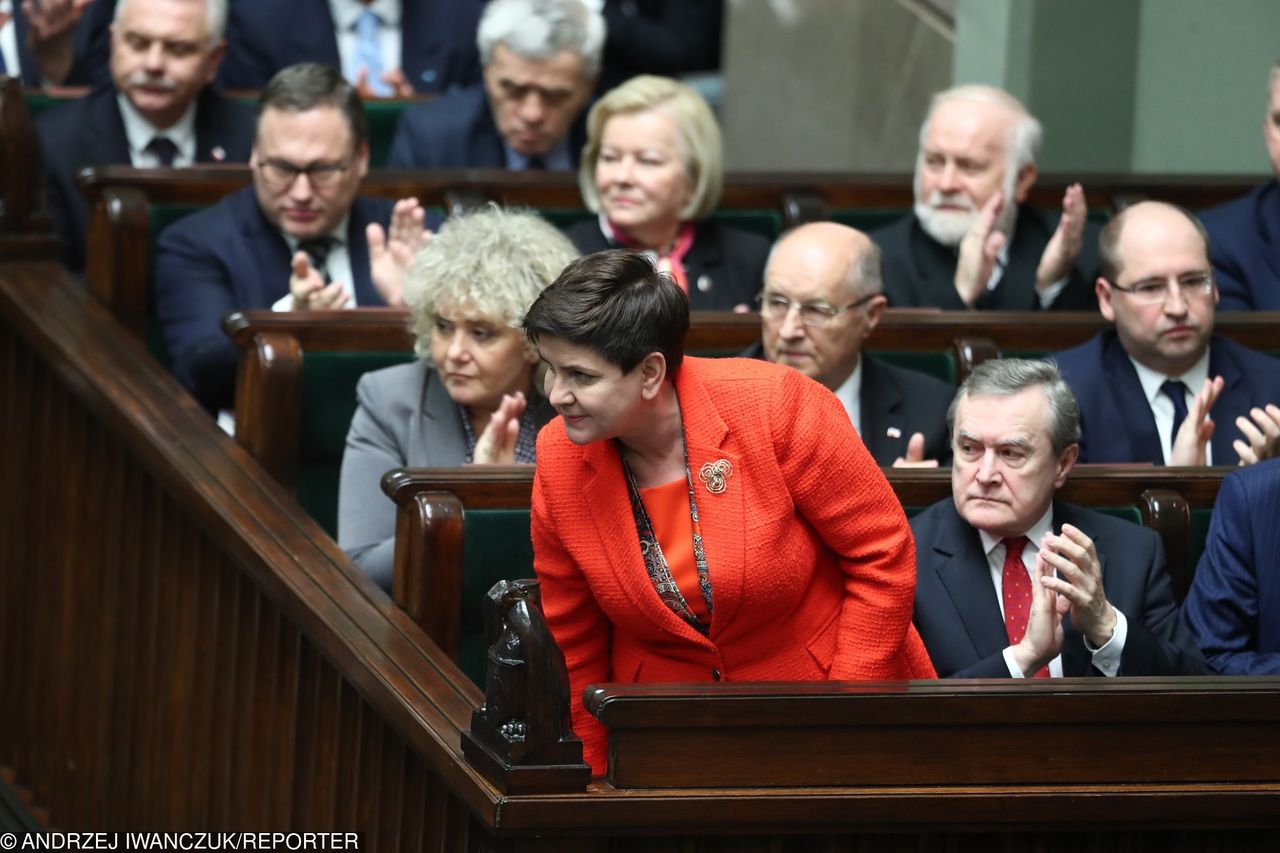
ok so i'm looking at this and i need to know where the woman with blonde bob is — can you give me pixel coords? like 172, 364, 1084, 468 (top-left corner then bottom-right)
566, 74, 768, 311
339, 206, 578, 589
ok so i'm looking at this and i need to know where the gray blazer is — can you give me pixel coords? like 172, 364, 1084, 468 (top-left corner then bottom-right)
337, 360, 554, 589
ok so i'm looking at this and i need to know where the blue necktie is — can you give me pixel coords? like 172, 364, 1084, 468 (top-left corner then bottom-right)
1160, 379, 1189, 451
354, 9, 390, 97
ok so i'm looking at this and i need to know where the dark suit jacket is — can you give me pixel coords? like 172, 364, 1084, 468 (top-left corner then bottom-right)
741, 344, 952, 466
35, 83, 256, 273
597, 0, 723, 93
565, 218, 766, 311
869, 205, 1099, 311
11, 0, 112, 87
1181, 458, 1280, 674
387, 84, 589, 169
154, 187, 394, 413
1054, 330, 1280, 466
911, 498, 1208, 678
1200, 180, 1280, 311
217, 0, 483, 94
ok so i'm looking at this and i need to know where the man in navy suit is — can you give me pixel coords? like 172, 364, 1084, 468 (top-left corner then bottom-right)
1200, 62, 1280, 311
1055, 201, 1280, 467
1182, 458, 1280, 674
35, 0, 255, 273
155, 63, 430, 414
217, 0, 483, 97
387, 0, 601, 170
743, 222, 953, 468
911, 358, 1207, 678
870, 85, 1098, 312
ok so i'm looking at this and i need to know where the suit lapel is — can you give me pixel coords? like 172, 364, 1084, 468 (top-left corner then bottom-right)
929, 503, 1011, 659
240, 191, 294, 304
347, 198, 381, 306
86, 88, 133, 166
1100, 333, 1164, 465
859, 356, 903, 464
413, 367, 467, 465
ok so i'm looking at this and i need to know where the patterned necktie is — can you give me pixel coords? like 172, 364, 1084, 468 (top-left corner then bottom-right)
1001, 536, 1050, 678
145, 137, 179, 168
1160, 379, 1189, 452
298, 237, 336, 284
354, 8, 390, 97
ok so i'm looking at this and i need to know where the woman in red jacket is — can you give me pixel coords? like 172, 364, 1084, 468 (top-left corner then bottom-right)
523, 249, 935, 773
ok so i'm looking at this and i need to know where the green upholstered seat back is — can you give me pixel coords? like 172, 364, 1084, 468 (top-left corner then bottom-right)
363, 100, 412, 167
546, 209, 784, 241
457, 508, 538, 685
296, 351, 416, 536
829, 209, 908, 233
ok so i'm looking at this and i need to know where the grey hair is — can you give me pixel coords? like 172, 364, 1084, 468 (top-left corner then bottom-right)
404, 205, 580, 358
919, 84, 1042, 173
947, 358, 1081, 456
115, 0, 228, 46
476, 0, 606, 81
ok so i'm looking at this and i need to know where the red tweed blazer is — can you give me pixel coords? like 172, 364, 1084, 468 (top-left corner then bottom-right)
531, 357, 935, 773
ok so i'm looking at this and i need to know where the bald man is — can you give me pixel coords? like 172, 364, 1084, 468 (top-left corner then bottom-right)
744, 222, 953, 466
871, 84, 1098, 311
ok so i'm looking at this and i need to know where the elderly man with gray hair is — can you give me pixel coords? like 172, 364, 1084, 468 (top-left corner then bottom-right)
910, 358, 1207, 678
388, 0, 603, 170
36, 0, 255, 273
870, 85, 1099, 311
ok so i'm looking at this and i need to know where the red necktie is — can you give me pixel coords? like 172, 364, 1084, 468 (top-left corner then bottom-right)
1001, 536, 1050, 678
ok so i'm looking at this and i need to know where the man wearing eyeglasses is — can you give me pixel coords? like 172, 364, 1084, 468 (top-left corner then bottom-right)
1054, 201, 1280, 466
743, 222, 953, 467
155, 62, 432, 415
35, 0, 256, 274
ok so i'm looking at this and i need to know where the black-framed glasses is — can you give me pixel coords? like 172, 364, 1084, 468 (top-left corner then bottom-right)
756, 291, 878, 328
256, 157, 352, 189
1109, 272, 1214, 305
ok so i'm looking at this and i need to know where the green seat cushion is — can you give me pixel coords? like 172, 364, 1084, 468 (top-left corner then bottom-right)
297, 351, 416, 535
24, 91, 74, 119
364, 100, 412, 168
458, 509, 538, 685
829, 209, 908, 233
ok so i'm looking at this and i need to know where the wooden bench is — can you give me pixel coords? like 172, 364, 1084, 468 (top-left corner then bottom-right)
381, 465, 1227, 685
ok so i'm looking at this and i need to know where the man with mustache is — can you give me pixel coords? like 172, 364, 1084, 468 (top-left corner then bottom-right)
35, 0, 255, 273
1054, 201, 1280, 466
870, 85, 1098, 311
154, 63, 431, 417
911, 358, 1207, 678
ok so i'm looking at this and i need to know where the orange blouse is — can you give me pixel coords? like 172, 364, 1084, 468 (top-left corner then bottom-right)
638, 477, 709, 624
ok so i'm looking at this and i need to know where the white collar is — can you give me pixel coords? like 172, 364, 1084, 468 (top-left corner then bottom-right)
831, 355, 863, 425
116, 93, 197, 160
1127, 345, 1212, 408
978, 503, 1055, 558
329, 0, 401, 29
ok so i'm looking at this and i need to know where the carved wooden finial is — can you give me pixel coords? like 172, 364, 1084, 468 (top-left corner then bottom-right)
462, 578, 590, 793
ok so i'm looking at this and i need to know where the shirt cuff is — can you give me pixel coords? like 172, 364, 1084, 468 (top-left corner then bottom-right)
1084, 608, 1128, 677
271, 293, 295, 312
1002, 646, 1026, 678
1037, 276, 1069, 309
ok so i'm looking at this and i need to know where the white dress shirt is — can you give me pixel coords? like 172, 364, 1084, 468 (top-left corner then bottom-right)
0, 1, 21, 81
977, 506, 1129, 677
329, 0, 401, 87
1128, 349, 1213, 465
832, 357, 863, 435
117, 95, 198, 167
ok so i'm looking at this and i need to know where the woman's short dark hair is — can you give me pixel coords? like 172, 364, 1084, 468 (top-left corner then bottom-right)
522, 249, 689, 375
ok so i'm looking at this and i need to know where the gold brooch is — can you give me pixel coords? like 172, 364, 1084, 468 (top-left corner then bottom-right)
698, 460, 733, 494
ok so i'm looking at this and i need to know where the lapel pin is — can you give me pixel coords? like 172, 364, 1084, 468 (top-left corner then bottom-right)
698, 460, 733, 494
211, 146, 226, 162
886, 427, 901, 439
696, 274, 713, 292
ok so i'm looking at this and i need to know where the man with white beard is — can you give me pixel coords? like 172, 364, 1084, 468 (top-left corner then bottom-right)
870, 85, 1099, 311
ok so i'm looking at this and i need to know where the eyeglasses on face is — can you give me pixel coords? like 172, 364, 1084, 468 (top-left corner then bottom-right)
1109, 272, 1214, 304
756, 291, 877, 328
256, 158, 352, 189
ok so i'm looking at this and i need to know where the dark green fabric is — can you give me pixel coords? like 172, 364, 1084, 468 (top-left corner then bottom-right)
297, 351, 416, 536
24, 91, 70, 119
829, 209, 908, 233
458, 509, 538, 685
364, 100, 411, 168
876, 351, 956, 386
